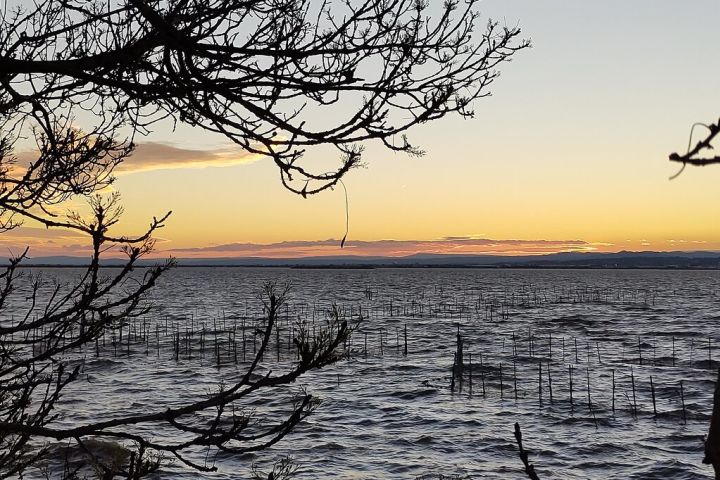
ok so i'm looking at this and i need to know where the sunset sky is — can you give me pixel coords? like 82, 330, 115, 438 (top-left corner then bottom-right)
6, 0, 720, 259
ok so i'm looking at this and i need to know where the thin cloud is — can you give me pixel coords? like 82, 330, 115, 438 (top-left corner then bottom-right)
11, 142, 262, 176
0, 227, 90, 257
441, 235, 487, 241
116, 142, 262, 174
0, 227, 160, 258
166, 237, 593, 258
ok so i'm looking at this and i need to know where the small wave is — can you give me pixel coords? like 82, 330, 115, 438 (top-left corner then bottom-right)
389, 388, 438, 400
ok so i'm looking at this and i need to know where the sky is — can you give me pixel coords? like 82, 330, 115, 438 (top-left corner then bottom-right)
5, 0, 720, 259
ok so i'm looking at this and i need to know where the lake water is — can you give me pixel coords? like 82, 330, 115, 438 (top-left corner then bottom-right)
17, 267, 720, 479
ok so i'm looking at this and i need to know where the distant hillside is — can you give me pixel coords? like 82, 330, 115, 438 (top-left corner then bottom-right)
14, 251, 720, 269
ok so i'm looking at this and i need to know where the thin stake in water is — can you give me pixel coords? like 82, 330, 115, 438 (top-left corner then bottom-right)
672, 335, 676, 367
404, 324, 408, 356
569, 364, 574, 413
500, 363, 504, 400
469, 352, 473, 395
650, 375, 657, 418
631, 366, 638, 417
480, 353, 486, 397
450, 353, 457, 393
586, 366, 591, 412
680, 380, 687, 424
547, 362, 553, 404
513, 359, 518, 402
538, 362, 543, 406
574, 338, 579, 363
611, 369, 616, 414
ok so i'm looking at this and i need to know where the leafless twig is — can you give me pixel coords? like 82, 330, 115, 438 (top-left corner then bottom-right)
514, 422, 541, 480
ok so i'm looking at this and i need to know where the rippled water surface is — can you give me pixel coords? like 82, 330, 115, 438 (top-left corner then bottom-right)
23, 268, 720, 478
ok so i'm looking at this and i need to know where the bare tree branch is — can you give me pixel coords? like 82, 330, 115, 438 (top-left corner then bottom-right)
514, 422, 541, 480
669, 118, 720, 176
0, 0, 528, 195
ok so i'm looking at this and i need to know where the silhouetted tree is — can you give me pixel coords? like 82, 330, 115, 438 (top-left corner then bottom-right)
1, 279, 349, 477
0, 0, 527, 476
0, 0, 527, 195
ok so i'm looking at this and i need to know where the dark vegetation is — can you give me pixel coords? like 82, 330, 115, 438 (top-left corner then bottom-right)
0, 0, 527, 477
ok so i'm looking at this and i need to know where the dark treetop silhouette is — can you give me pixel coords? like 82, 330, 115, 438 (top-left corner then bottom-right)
0, 0, 527, 477
0, 0, 527, 195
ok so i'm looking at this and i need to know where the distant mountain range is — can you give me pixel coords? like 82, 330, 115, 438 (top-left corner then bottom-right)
14, 251, 720, 269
